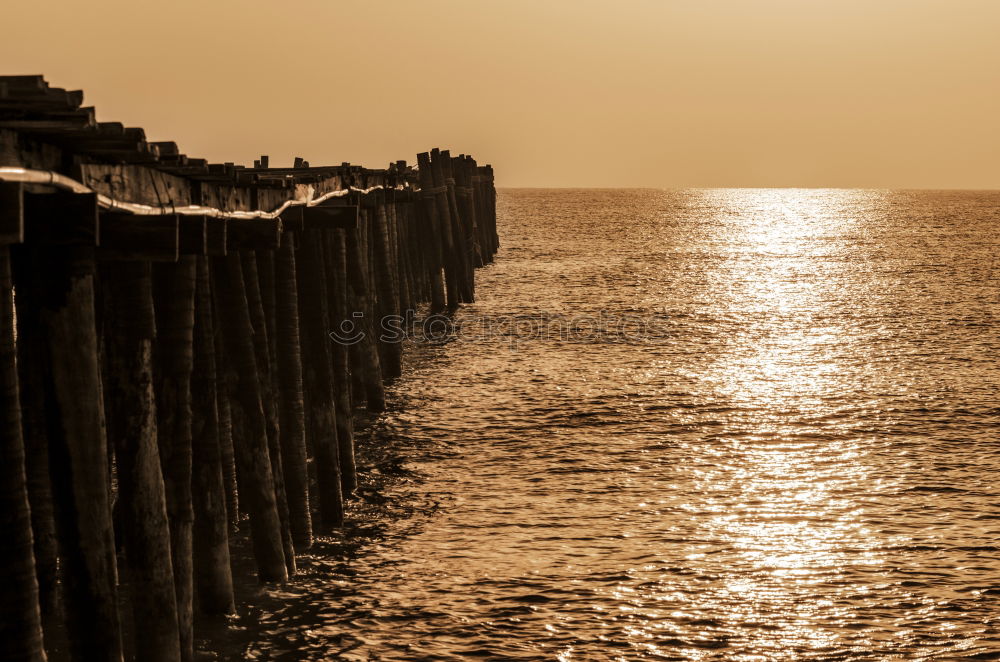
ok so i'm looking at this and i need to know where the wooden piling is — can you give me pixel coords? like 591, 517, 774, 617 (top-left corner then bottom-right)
486, 165, 499, 258
45, 289, 124, 658
10, 251, 59, 624
324, 228, 357, 498
24, 191, 124, 662
416, 152, 449, 312
0, 78, 501, 657
190, 257, 235, 614
0, 242, 48, 662
439, 150, 475, 303
429, 148, 466, 306
372, 198, 403, 378
210, 254, 287, 583
274, 236, 313, 548
211, 295, 239, 533
391, 199, 413, 317
294, 231, 345, 530
102, 260, 182, 662
414, 198, 441, 308
456, 156, 484, 269
345, 213, 386, 412
385, 197, 404, 315
151, 256, 197, 662
240, 251, 296, 575
398, 200, 418, 318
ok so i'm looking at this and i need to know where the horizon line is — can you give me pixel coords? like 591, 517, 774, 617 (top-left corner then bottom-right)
495, 185, 1000, 192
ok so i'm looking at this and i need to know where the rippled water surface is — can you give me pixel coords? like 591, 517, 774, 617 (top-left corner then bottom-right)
232, 189, 1000, 660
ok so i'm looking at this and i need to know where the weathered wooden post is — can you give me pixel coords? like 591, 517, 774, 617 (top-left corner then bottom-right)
400, 198, 420, 315
345, 207, 386, 411
22, 191, 124, 662
386, 193, 403, 314
429, 149, 465, 306
190, 255, 235, 614
294, 230, 344, 529
471, 157, 494, 264
390, 163, 415, 318
210, 252, 287, 583
211, 289, 239, 533
390, 198, 414, 317
486, 165, 499, 258
240, 250, 296, 575
257, 244, 304, 555
469, 158, 488, 263
323, 227, 357, 498
456, 156, 484, 269
273, 235, 313, 549
439, 150, 474, 303
409, 197, 431, 303
101, 257, 181, 662
416, 152, 448, 312
151, 254, 197, 662
98, 210, 194, 661
6, 183, 59, 626
0, 183, 48, 662
199, 216, 238, 534
257, 250, 278, 370
372, 196, 402, 378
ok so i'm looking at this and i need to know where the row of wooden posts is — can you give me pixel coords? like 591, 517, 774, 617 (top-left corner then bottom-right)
0, 148, 498, 662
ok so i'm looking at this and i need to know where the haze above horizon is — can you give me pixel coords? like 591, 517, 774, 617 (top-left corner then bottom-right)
2, 0, 998, 189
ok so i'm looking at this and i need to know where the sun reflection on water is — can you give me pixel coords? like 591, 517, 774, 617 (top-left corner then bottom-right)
676, 190, 889, 656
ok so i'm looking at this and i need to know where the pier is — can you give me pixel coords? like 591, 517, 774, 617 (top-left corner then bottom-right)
0, 75, 498, 662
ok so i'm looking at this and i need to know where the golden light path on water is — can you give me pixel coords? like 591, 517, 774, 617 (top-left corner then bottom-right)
692, 191, 883, 659
219, 189, 1000, 661
587, 191, 890, 660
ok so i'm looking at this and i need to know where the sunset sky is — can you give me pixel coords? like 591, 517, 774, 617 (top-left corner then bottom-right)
2, 0, 998, 188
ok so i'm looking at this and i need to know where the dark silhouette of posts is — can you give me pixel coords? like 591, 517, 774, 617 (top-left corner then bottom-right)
190, 257, 235, 614
419, 152, 459, 309
212, 296, 239, 533
439, 150, 474, 303
152, 257, 198, 662
295, 232, 344, 530
372, 198, 402, 378
416, 153, 448, 312
211, 254, 287, 583
9, 236, 59, 627
241, 250, 296, 576
274, 237, 313, 549
23, 192, 124, 662
0, 123, 500, 659
345, 214, 386, 412
0, 214, 48, 662
102, 260, 181, 662
324, 228, 357, 498
455, 156, 483, 268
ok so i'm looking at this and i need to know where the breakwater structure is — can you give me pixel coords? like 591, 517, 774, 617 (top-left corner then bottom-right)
0, 75, 498, 662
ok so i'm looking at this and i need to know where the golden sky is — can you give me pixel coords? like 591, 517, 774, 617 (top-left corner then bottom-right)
2, 0, 998, 188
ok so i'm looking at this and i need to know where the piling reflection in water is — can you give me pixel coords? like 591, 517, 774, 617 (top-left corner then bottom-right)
231, 189, 1000, 661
